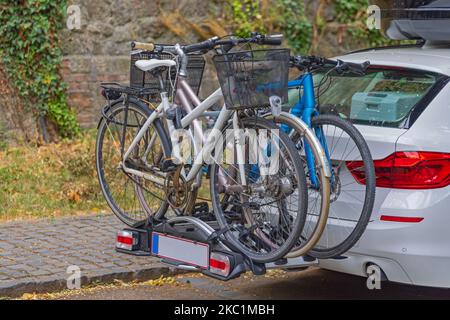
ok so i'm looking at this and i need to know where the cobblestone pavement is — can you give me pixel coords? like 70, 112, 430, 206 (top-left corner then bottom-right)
0, 214, 176, 297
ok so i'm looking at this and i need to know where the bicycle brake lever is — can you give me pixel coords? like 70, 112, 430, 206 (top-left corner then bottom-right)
334, 59, 346, 74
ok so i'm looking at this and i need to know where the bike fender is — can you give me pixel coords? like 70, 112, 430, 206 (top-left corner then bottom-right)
263, 112, 332, 178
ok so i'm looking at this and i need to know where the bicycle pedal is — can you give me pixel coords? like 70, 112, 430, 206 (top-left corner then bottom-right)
193, 202, 209, 215
159, 158, 178, 173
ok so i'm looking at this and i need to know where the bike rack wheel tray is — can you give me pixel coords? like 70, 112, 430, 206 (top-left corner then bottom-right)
115, 214, 318, 281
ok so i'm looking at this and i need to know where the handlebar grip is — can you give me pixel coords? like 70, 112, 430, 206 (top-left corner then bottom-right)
261, 34, 283, 46
184, 42, 208, 53
131, 41, 155, 52
340, 60, 370, 75
184, 37, 218, 53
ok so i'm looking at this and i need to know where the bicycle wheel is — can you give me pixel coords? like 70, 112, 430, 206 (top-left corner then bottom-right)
210, 116, 308, 264
309, 114, 375, 259
96, 97, 170, 226
264, 113, 331, 258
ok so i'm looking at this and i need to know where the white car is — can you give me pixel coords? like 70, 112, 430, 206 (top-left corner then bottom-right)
316, 42, 450, 288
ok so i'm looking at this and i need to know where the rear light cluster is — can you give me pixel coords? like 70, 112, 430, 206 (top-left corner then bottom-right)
347, 151, 450, 189
116, 230, 138, 251
209, 252, 231, 277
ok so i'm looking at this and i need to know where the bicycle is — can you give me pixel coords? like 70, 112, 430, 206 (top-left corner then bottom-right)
282, 55, 376, 259
96, 34, 325, 263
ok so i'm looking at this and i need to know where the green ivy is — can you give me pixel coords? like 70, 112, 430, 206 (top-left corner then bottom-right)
227, 0, 311, 53
335, 0, 394, 47
226, 0, 391, 54
276, 0, 312, 54
0, 0, 80, 139
335, 0, 367, 21
228, 0, 266, 38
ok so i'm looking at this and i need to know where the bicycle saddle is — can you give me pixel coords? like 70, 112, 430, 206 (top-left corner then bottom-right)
135, 59, 176, 72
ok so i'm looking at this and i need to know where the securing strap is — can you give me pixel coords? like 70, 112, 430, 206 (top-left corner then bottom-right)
206, 226, 230, 243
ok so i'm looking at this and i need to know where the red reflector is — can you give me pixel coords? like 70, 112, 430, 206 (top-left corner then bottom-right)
117, 235, 133, 245
209, 258, 227, 270
209, 252, 231, 277
380, 215, 424, 223
347, 151, 450, 189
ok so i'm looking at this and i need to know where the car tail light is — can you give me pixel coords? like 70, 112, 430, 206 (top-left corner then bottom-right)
116, 230, 138, 251
347, 151, 450, 189
209, 252, 231, 277
380, 215, 424, 223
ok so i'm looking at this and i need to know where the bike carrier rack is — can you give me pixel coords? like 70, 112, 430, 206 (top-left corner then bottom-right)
115, 207, 318, 281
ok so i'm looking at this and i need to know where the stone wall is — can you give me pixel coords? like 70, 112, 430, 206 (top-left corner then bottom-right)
1, 0, 366, 137
61, 0, 222, 128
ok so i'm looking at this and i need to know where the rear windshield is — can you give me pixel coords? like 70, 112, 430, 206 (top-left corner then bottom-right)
307, 66, 444, 128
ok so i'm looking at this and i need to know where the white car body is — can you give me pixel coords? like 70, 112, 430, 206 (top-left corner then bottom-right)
318, 43, 450, 288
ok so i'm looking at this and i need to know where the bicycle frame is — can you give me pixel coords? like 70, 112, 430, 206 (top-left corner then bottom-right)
284, 72, 333, 189
121, 83, 238, 186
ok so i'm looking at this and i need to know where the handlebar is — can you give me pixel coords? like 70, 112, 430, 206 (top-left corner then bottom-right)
291, 55, 370, 75
131, 33, 284, 55
184, 37, 220, 54
260, 34, 283, 46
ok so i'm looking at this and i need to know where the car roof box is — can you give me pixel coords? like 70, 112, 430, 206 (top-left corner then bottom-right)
370, 1, 450, 41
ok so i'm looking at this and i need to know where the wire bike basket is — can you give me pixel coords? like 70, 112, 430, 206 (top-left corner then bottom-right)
213, 49, 290, 110
130, 51, 206, 100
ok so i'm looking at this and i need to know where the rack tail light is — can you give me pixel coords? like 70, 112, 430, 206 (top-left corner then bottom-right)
347, 151, 450, 189
116, 230, 139, 251
209, 252, 231, 277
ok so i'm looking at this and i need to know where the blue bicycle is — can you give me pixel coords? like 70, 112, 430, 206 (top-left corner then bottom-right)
279, 55, 376, 259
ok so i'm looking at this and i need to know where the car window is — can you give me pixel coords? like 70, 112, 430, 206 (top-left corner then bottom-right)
307, 66, 443, 128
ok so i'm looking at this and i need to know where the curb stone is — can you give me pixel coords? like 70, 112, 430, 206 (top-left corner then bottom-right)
0, 263, 182, 298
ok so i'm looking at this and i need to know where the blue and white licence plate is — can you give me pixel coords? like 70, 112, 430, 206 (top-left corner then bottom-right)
151, 232, 209, 269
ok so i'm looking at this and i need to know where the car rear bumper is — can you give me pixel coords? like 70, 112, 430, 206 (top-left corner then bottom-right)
319, 222, 450, 288
320, 186, 450, 288
319, 248, 450, 288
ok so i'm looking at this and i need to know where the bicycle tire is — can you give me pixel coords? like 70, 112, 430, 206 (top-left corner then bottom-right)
309, 114, 375, 259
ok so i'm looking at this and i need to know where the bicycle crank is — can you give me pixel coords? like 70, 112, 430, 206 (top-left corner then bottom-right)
164, 164, 189, 209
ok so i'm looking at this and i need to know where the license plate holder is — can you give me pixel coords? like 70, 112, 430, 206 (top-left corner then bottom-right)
151, 232, 209, 269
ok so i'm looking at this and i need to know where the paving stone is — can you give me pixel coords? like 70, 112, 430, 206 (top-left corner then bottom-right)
3, 269, 29, 278
28, 269, 53, 277
0, 214, 175, 297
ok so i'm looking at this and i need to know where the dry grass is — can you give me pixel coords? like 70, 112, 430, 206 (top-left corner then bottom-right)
0, 129, 216, 222
18, 275, 185, 300
0, 130, 109, 221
